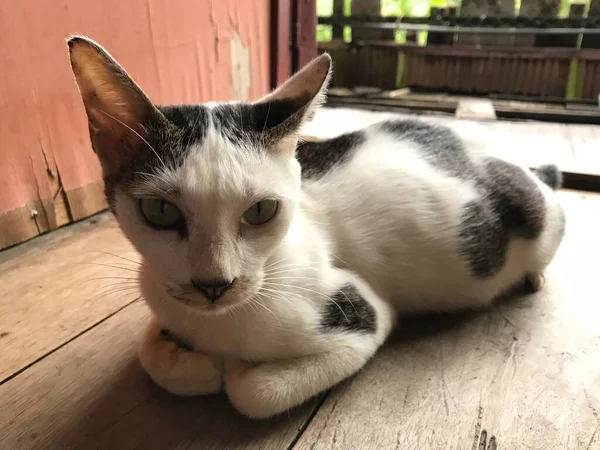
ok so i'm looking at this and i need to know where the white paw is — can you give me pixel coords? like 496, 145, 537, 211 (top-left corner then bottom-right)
138, 322, 223, 396
224, 360, 288, 419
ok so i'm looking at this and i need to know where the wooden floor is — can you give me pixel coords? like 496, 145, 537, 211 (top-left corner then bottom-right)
2, 115, 600, 449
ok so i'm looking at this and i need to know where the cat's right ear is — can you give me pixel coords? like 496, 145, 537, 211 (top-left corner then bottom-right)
68, 36, 166, 175
252, 53, 332, 145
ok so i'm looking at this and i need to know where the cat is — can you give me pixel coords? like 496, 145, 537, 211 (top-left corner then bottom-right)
68, 36, 565, 419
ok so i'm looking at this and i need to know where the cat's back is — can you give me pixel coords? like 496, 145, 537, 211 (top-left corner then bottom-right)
297, 119, 476, 184
298, 119, 563, 312
298, 119, 480, 223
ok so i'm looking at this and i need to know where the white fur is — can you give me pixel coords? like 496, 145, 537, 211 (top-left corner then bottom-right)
74, 42, 564, 417
126, 117, 563, 419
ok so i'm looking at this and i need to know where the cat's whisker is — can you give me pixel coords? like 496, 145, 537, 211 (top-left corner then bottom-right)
264, 265, 321, 275
263, 265, 323, 277
261, 101, 272, 135
263, 275, 322, 282
263, 255, 296, 270
88, 285, 140, 304
258, 286, 317, 309
89, 251, 144, 267
264, 274, 359, 317
76, 277, 139, 289
84, 262, 143, 273
249, 296, 283, 328
263, 282, 350, 323
87, 281, 140, 296
84, 276, 139, 282
322, 251, 351, 268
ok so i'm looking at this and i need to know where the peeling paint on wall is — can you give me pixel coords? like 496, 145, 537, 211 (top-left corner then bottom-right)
0, 0, 271, 248
230, 33, 251, 102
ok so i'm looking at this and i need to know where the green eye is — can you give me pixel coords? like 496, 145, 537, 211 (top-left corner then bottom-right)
139, 198, 183, 228
242, 200, 278, 225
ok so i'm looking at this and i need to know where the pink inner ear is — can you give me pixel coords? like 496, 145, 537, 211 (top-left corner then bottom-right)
86, 106, 147, 175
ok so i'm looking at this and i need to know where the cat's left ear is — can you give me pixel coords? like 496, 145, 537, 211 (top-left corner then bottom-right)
252, 53, 332, 146
68, 35, 168, 175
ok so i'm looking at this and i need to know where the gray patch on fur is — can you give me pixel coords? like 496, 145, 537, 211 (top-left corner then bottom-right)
320, 284, 376, 334
457, 201, 510, 278
104, 101, 308, 209
532, 164, 563, 190
296, 131, 366, 179
379, 120, 477, 178
213, 100, 307, 146
457, 157, 546, 278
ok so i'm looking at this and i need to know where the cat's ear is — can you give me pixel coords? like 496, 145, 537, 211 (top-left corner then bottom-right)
252, 53, 332, 145
68, 36, 166, 175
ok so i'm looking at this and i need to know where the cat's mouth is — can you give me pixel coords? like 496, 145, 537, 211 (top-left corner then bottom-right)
165, 278, 259, 313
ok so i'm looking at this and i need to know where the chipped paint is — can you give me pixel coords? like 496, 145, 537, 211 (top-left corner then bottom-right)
0, 0, 270, 248
230, 33, 251, 102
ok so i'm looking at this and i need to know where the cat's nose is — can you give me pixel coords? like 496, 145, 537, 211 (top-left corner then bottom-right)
191, 278, 235, 302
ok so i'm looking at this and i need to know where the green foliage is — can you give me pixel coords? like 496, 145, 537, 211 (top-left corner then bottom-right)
317, 0, 589, 43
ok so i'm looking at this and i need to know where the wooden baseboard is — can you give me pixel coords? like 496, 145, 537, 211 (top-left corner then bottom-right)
66, 182, 107, 221
0, 181, 108, 250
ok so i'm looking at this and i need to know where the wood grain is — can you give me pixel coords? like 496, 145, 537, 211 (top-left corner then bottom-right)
567, 124, 600, 176
0, 212, 140, 382
294, 190, 600, 450
0, 301, 322, 450
455, 98, 497, 121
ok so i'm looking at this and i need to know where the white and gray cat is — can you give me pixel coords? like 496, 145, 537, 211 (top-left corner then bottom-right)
68, 36, 565, 419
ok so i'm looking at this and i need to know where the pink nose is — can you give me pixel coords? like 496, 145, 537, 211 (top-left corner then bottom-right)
191, 279, 234, 302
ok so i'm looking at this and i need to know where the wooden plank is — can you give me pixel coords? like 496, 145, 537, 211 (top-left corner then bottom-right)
0, 213, 141, 382
331, 0, 345, 40
481, 121, 577, 170
293, 190, 600, 450
455, 98, 497, 120
567, 124, 600, 175
294, 0, 318, 70
0, 301, 321, 450
271, 0, 292, 88
65, 181, 108, 221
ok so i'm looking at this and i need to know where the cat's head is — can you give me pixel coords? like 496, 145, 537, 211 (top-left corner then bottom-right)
68, 36, 331, 314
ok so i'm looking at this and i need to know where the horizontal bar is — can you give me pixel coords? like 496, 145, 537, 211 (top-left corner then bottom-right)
325, 95, 600, 125
318, 16, 600, 34
329, 23, 600, 35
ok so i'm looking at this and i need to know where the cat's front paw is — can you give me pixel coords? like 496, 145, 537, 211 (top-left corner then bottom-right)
224, 360, 289, 419
138, 319, 223, 396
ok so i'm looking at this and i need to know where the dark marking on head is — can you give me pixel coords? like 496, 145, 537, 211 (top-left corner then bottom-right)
320, 284, 376, 334
212, 100, 305, 147
296, 131, 366, 180
379, 120, 477, 178
0, 332, 9, 338
458, 157, 546, 278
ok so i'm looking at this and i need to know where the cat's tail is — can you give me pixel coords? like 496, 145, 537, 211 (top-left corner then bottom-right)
532, 164, 563, 190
